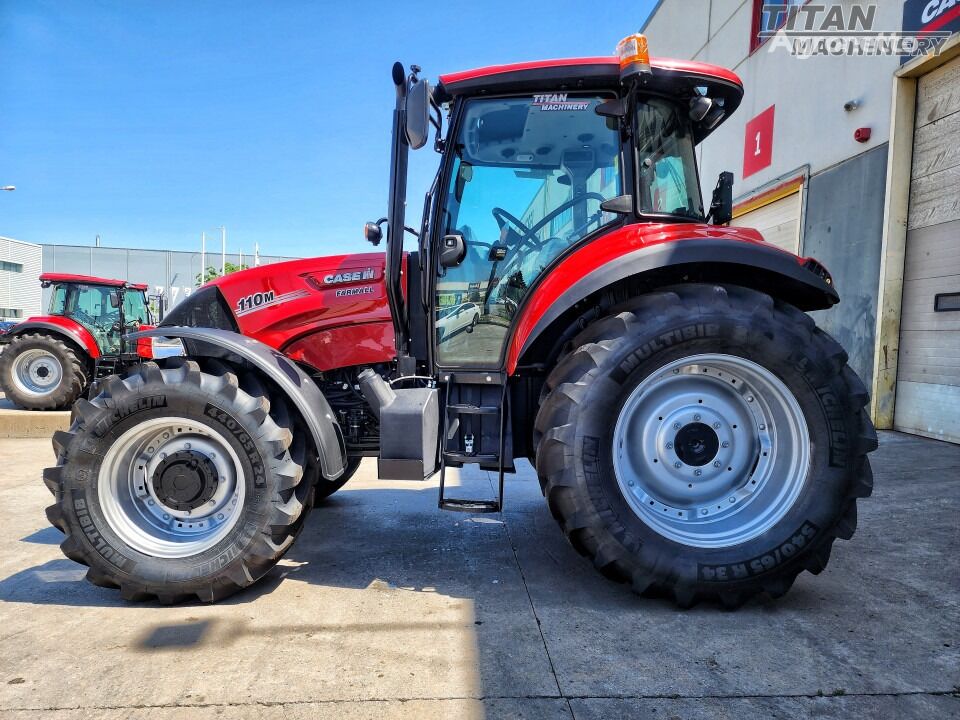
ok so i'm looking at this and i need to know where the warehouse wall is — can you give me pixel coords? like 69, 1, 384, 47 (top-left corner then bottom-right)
804, 144, 889, 386
40, 245, 298, 312
0, 237, 42, 320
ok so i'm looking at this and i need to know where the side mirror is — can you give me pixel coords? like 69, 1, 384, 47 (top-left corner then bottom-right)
439, 233, 466, 268
405, 77, 431, 150
689, 96, 714, 123
109, 292, 122, 309
708, 171, 734, 226
365, 218, 386, 246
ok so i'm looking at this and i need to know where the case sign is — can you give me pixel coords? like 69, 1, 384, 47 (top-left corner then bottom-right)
743, 105, 776, 180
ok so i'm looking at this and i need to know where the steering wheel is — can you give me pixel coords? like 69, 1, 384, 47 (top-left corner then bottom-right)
492, 192, 608, 254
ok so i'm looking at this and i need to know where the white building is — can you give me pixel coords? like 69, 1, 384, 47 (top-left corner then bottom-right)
642, 0, 960, 443
0, 236, 42, 321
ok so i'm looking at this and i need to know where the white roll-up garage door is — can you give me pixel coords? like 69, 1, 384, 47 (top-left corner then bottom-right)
893, 55, 960, 443
731, 182, 803, 255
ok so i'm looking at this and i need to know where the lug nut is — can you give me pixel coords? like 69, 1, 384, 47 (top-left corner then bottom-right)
674, 461, 682, 469
713, 461, 721, 468
628, 480, 634, 487
665, 442, 673, 450
701, 508, 709, 516
673, 422, 681, 430
713, 422, 721, 429
721, 441, 730, 448
729, 497, 736, 503
184, 442, 191, 449
747, 395, 754, 403
694, 414, 701, 421
759, 424, 766, 431
694, 469, 702, 477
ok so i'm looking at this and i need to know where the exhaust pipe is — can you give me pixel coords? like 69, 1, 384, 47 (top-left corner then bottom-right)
357, 368, 395, 420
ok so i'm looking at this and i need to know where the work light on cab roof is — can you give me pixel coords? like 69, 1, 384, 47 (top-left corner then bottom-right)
616, 32, 652, 77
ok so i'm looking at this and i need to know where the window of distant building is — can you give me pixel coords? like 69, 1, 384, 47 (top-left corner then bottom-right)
0, 261, 23, 273
751, 0, 809, 53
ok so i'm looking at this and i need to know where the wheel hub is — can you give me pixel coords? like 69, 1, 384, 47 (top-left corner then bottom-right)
673, 422, 719, 467
11, 349, 63, 397
612, 354, 810, 548
97, 418, 245, 558
151, 450, 219, 512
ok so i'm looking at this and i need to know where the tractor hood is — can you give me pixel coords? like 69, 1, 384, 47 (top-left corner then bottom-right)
161, 252, 398, 371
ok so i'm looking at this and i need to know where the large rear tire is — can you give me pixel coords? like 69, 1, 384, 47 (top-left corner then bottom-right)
44, 360, 309, 603
0, 332, 89, 410
534, 284, 876, 607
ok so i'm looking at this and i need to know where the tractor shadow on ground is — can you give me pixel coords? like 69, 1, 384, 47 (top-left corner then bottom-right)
0, 465, 825, 614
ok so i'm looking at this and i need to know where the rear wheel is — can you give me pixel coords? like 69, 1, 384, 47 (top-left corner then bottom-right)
534, 284, 876, 607
44, 360, 309, 603
0, 332, 89, 410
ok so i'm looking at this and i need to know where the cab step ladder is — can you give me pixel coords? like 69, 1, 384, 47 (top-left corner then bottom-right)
438, 372, 507, 513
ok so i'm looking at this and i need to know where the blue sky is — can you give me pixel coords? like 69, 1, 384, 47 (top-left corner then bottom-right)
0, 1, 655, 258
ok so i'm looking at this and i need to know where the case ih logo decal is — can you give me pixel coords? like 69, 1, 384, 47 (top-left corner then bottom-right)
323, 268, 375, 285
235, 289, 309, 316
532, 93, 589, 111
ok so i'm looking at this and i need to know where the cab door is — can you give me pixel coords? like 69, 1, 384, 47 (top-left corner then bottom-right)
432, 93, 624, 369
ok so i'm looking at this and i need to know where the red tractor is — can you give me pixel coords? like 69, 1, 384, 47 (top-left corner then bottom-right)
45, 36, 876, 607
0, 274, 153, 410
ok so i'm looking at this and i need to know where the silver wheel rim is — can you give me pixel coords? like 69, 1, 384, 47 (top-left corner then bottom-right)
612, 353, 810, 548
98, 416, 246, 558
11, 349, 63, 397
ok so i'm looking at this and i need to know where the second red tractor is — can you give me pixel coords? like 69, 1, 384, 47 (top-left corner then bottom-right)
0, 274, 152, 410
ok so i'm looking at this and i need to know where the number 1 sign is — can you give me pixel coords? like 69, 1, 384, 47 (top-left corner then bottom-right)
743, 105, 776, 179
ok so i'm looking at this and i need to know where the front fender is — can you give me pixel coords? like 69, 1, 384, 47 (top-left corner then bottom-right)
508, 235, 839, 372
7, 319, 101, 359
127, 326, 346, 481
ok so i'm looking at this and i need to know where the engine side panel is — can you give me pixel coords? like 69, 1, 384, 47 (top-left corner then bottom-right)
208, 253, 396, 371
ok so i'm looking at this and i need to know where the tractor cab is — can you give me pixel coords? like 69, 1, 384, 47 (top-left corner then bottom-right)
364, 35, 746, 508
41, 274, 151, 356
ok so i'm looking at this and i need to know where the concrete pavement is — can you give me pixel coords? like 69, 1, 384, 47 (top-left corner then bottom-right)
0, 431, 957, 719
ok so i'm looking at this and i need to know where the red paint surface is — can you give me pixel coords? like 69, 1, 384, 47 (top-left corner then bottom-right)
209, 252, 397, 371
439, 56, 742, 89
743, 105, 776, 179
506, 222, 793, 373
40, 273, 149, 291
19, 315, 102, 358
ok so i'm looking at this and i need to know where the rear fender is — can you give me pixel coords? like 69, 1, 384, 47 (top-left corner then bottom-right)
509, 237, 839, 372
7, 319, 100, 359
128, 326, 346, 481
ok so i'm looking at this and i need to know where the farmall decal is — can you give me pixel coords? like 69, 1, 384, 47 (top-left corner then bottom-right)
532, 93, 589, 111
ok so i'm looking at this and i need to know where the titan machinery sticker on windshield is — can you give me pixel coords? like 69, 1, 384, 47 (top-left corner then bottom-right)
235, 289, 309, 316
532, 93, 590, 111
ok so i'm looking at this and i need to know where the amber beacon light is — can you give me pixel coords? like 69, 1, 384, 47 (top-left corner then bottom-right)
616, 33, 652, 78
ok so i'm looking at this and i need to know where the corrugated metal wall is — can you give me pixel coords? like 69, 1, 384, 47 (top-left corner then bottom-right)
0, 236, 43, 320
40, 245, 299, 312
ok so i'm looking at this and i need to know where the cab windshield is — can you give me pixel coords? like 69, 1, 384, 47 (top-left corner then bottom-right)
635, 98, 703, 219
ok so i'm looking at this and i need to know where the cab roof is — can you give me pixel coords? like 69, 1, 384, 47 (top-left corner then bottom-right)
435, 56, 744, 139
40, 273, 149, 292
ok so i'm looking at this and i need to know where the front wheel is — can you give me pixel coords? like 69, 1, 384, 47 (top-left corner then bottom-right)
44, 360, 309, 603
0, 332, 89, 410
534, 284, 876, 607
